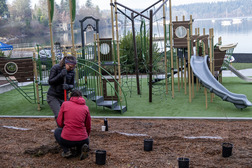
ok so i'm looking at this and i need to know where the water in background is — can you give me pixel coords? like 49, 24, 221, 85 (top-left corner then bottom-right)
8, 17, 252, 53
193, 17, 252, 53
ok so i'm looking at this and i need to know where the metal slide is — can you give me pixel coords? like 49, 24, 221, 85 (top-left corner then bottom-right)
190, 55, 252, 109
223, 62, 252, 82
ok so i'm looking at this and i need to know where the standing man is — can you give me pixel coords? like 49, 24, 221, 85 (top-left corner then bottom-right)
47, 55, 76, 120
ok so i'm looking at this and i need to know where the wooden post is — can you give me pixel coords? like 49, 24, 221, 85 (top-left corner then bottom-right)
192, 28, 200, 98
180, 55, 183, 89
149, 10, 153, 103
203, 28, 206, 56
212, 29, 215, 101
69, 0, 75, 57
190, 15, 193, 38
212, 29, 215, 77
177, 51, 180, 92
33, 53, 41, 111
209, 29, 213, 75
114, 0, 122, 101
169, 0, 174, 98
218, 36, 222, 83
175, 16, 181, 91
184, 51, 187, 95
110, 0, 117, 79
69, 0, 79, 87
209, 28, 214, 102
196, 28, 200, 92
97, 33, 102, 96
184, 15, 192, 95
209, 29, 213, 102
205, 87, 208, 109
111, 0, 115, 48
163, 0, 168, 94
94, 33, 98, 93
47, 0, 56, 66
187, 29, 191, 103
176, 17, 180, 92
131, 13, 141, 95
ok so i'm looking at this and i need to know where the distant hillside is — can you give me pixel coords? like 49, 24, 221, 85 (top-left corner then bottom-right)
110, 0, 252, 23
172, 0, 252, 19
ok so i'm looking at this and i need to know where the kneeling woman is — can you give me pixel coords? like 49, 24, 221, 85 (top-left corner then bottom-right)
54, 90, 91, 159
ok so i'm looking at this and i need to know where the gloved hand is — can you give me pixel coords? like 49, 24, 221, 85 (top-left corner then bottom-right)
62, 84, 69, 90
68, 85, 74, 90
61, 69, 67, 77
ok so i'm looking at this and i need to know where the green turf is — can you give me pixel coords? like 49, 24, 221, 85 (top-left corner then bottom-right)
1, 76, 252, 118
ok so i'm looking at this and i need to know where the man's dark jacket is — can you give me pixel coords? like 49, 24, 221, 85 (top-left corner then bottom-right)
47, 64, 75, 100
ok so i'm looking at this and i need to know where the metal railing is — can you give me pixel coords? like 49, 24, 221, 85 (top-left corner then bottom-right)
77, 58, 127, 112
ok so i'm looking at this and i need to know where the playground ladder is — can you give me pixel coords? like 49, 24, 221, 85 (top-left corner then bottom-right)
5, 76, 36, 104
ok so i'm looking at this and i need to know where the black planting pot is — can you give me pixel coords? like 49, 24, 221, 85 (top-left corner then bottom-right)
96, 150, 106, 165
104, 118, 108, 131
222, 142, 233, 157
144, 139, 153, 151
178, 157, 189, 168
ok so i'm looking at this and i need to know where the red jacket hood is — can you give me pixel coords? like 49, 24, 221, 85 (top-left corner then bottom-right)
70, 96, 86, 105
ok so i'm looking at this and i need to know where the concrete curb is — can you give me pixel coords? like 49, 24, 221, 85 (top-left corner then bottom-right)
1, 115, 252, 120
0, 81, 18, 94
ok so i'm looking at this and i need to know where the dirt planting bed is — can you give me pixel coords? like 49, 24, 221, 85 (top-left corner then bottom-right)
0, 117, 252, 168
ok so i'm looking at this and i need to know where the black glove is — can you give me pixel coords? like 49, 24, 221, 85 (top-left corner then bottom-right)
63, 84, 69, 90
61, 69, 67, 77
68, 85, 74, 90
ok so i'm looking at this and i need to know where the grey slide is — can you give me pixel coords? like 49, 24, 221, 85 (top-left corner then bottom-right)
190, 55, 252, 109
223, 61, 252, 82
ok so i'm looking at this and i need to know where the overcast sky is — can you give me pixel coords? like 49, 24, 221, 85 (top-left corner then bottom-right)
7, 0, 228, 10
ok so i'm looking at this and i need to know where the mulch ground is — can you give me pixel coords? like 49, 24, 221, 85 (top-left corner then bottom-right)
0, 118, 252, 168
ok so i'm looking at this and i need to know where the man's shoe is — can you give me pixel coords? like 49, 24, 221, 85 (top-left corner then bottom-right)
80, 144, 89, 160
61, 150, 72, 158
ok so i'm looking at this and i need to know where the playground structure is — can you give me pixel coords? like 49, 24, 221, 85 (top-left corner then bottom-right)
1, 0, 252, 112
191, 55, 252, 109
174, 17, 252, 108
110, 0, 252, 109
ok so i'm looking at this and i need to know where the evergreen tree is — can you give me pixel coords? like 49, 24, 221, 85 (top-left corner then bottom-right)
85, 0, 93, 8
11, 0, 31, 26
0, 0, 9, 18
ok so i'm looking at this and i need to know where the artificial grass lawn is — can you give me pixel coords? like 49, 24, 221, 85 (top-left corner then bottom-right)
1, 76, 252, 118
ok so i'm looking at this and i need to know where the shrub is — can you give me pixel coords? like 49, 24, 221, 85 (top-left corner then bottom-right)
119, 31, 160, 74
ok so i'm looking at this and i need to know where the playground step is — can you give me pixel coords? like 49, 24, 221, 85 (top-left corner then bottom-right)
24, 91, 36, 94
152, 73, 172, 84
97, 100, 118, 109
78, 85, 87, 92
101, 61, 117, 66
83, 90, 95, 99
21, 88, 34, 91
152, 70, 179, 84
113, 105, 127, 113
39, 80, 49, 86
90, 96, 104, 104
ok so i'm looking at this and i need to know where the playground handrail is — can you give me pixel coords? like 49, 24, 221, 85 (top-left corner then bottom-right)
77, 58, 127, 112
